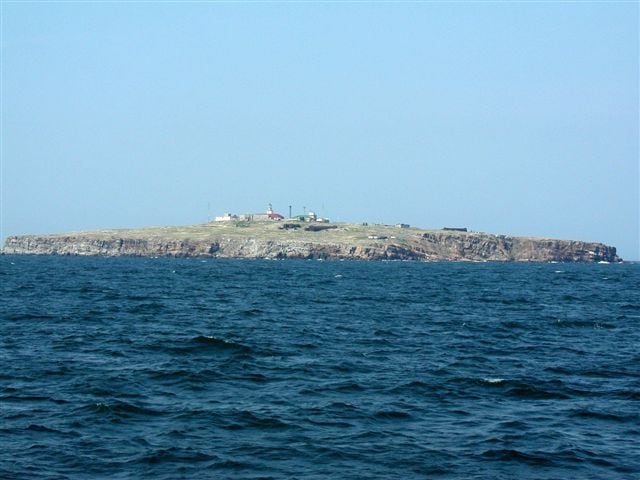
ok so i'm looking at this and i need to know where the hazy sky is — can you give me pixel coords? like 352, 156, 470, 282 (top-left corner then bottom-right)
1, 2, 638, 259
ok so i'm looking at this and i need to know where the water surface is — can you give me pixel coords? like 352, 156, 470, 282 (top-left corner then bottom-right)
1, 257, 638, 479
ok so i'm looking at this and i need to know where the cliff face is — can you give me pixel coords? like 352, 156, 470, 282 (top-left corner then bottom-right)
412, 233, 619, 262
2, 227, 621, 262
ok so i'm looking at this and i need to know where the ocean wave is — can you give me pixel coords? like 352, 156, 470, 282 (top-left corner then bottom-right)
133, 447, 217, 465
373, 410, 413, 420
569, 408, 636, 422
26, 424, 62, 433
452, 377, 589, 400
5, 312, 58, 322
387, 380, 433, 393
147, 367, 221, 384
26, 424, 80, 437
325, 381, 366, 393
192, 335, 252, 352
1, 394, 62, 403
126, 302, 166, 315
326, 401, 358, 410
613, 389, 640, 400
482, 377, 505, 384
221, 410, 293, 430
82, 401, 161, 418
503, 383, 571, 400
209, 458, 259, 471
159, 335, 253, 356
3, 257, 639, 479
553, 319, 616, 329
621, 303, 640, 311
481, 446, 621, 470
305, 418, 355, 428
232, 373, 268, 383
238, 308, 265, 317
373, 328, 399, 337
480, 448, 554, 466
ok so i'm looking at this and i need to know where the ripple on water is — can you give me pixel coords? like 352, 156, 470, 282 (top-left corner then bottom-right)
1, 257, 639, 479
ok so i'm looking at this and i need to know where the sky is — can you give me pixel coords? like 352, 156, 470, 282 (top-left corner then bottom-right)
1, 1, 638, 259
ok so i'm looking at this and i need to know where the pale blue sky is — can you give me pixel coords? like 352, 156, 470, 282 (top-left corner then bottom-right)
1, 2, 638, 259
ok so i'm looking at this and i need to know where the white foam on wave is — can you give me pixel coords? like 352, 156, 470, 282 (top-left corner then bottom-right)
483, 378, 505, 384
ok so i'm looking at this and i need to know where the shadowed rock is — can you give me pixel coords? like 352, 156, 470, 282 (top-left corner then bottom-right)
2, 223, 621, 262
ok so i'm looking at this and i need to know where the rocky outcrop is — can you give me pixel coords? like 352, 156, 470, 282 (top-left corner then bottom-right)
2, 228, 621, 262
412, 233, 619, 262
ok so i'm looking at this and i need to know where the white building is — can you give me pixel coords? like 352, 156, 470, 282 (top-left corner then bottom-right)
214, 213, 237, 222
215, 204, 284, 223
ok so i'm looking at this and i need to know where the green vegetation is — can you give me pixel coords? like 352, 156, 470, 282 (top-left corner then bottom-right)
56, 221, 434, 246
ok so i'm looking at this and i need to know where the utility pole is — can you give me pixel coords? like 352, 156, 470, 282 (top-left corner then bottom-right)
289, 205, 292, 218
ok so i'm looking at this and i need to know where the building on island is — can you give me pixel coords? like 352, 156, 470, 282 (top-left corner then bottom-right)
214, 213, 238, 222
249, 204, 284, 221
212, 204, 331, 223
214, 204, 285, 222
295, 211, 331, 223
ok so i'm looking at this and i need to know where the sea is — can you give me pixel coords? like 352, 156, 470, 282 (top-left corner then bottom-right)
1, 256, 638, 480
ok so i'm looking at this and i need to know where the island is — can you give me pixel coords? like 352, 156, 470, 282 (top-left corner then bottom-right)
1, 221, 621, 262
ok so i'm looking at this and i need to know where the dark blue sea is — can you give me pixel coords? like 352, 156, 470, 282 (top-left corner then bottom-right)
1, 256, 639, 479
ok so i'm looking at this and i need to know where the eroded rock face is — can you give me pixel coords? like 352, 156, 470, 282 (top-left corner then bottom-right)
2, 230, 621, 262
413, 233, 619, 262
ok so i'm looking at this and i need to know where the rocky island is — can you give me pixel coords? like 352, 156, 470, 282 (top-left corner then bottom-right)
2, 222, 621, 262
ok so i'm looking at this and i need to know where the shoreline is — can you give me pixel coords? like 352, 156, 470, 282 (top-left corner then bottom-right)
1, 222, 621, 263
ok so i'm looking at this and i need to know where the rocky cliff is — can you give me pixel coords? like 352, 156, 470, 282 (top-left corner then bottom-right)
1, 223, 621, 262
